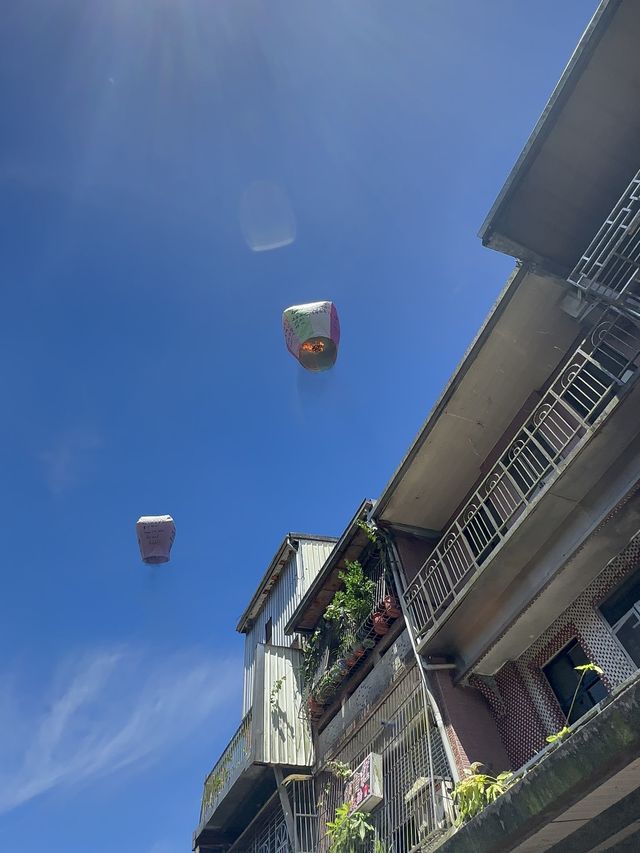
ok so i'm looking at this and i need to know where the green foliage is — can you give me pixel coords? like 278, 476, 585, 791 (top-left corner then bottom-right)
203, 764, 229, 805
373, 838, 388, 853
302, 629, 322, 687
546, 662, 605, 743
452, 763, 513, 824
270, 676, 286, 708
324, 561, 376, 631
326, 803, 375, 853
326, 759, 353, 780
356, 519, 378, 544
546, 726, 571, 743
575, 662, 604, 675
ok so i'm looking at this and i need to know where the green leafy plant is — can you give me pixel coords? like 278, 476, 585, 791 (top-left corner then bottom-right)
373, 838, 388, 853
270, 676, 286, 708
326, 803, 375, 852
452, 762, 513, 823
302, 628, 322, 687
546, 662, 604, 743
324, 561, 376, 632
356, 519, 378, 544
326, 759, 352, 780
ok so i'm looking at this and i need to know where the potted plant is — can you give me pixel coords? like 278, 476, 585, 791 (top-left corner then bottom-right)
372, 611, 389, 636
307, 695, 323, 719
383, 593, 401, 618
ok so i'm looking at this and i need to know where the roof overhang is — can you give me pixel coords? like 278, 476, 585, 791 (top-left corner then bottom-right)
236, 533, 337, 633
284, 500, 374, 634
373, 266, 581, 532
480, 0, 640, 272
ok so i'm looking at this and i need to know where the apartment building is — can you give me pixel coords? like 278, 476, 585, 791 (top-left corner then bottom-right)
194, 2, 640, 851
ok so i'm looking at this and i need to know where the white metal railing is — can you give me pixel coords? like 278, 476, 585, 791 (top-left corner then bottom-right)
200, 709, 253, 823
403, 310, 640, 647
569, 168, 640, 318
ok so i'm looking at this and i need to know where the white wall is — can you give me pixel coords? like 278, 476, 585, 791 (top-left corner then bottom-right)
242, 538, 334, 715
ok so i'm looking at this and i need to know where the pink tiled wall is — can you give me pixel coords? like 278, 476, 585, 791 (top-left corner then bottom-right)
431, 669, 511, 775
476, 534, 640, 767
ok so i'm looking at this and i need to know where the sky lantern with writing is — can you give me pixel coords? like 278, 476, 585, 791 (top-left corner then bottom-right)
282, 301, 340, 371
136, 515, 176, 564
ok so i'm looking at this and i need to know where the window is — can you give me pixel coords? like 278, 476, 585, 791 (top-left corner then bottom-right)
601, 571, 640, 668
264, 617, 273, 645
543, 640, 607, 724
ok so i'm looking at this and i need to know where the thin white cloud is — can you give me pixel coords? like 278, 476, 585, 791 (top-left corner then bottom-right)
40, 427, 103, 494
0, 648, 239, 814
147, 843, 178, 853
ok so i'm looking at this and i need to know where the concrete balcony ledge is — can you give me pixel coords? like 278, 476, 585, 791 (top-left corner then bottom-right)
429, 670, 640, 853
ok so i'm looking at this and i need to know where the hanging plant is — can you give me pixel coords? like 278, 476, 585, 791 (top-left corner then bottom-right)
302, 628, 322, 687
324, 561, 376, 632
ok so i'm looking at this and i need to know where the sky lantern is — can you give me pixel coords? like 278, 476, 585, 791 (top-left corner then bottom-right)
282, 301, 340, 371
136, 515, 176, 564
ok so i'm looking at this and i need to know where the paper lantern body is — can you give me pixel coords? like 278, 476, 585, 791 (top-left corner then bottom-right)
136, 515, 176, 564
282, 301, 340, 371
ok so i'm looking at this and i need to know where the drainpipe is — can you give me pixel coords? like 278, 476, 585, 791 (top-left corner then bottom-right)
379, 528, 460, 785
274, 767, 301, 853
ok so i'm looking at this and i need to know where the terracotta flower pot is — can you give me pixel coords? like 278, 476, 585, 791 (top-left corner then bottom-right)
384, 594, 402, 618
307, 696, 323, 718
372, 612, 389, 636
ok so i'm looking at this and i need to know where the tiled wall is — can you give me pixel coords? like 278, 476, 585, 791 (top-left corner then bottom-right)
479, 534, 640, 768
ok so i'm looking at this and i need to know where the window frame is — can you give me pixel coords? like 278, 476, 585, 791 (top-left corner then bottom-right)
541, 638, 607, 724
598, 569, 640, 672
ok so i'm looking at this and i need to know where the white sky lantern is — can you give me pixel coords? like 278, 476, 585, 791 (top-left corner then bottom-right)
282, 301, 340, 372
136, 515, 176, 564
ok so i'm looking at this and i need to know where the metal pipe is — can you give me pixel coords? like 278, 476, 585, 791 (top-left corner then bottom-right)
381, 528, 460, 785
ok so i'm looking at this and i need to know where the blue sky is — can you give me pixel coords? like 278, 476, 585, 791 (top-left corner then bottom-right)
0, 2, 596, 850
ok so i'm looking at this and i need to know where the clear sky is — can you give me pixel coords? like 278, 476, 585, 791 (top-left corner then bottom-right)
0, 2, 597, 851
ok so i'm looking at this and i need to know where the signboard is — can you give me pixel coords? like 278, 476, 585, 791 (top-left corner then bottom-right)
345, 753, 383, 813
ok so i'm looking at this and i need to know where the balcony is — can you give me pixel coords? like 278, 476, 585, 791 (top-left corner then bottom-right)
403, 309, 640, 655
200, 710, 253, 826
303, 545, 404, 723
430, 671, 640, 853
568, 166, 640, 319
195, 644, 314, 850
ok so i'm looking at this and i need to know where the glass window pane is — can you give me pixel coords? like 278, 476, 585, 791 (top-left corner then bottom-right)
615, 611, 640, 667
543, 640, 607, 724
601, 571, 640, 626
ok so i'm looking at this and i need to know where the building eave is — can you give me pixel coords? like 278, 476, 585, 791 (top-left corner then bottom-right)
236, 533, 338, 634
479, 0, 620, 253
284, 500, 374, 635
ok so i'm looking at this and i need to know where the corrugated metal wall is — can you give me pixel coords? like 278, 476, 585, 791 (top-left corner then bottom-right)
242, 538, 334, 714
252, 644, 314, 768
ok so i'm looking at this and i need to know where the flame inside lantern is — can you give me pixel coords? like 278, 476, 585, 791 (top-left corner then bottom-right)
282, 302, 340, 372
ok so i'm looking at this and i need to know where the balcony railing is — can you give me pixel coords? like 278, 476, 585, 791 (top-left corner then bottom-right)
200, 709, 253, 824
403, 310, 640, 648
569, 167, 640, 318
